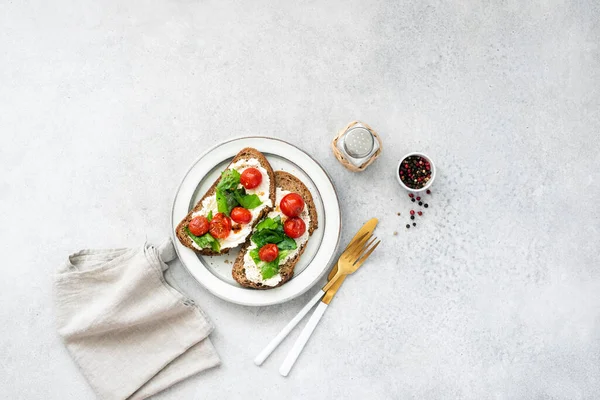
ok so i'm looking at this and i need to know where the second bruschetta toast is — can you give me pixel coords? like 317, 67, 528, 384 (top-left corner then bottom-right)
232, 171, 318, 289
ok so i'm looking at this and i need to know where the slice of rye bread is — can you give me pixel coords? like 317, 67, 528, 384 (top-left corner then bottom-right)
232, 171, 318, 289
175, 147, 276, 256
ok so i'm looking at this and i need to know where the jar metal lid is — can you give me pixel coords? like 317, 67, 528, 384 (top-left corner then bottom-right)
343, 127, 374, 158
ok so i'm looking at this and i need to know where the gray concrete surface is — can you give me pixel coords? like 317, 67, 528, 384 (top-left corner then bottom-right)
2, 0, 600, 399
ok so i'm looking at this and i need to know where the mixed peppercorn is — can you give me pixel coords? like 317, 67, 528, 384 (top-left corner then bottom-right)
399, 155, 432, 190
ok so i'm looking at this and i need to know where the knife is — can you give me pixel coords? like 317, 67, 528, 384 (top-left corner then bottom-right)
322, 218, 378, 304
278, 218, 379, 375
253, 218, 378, 367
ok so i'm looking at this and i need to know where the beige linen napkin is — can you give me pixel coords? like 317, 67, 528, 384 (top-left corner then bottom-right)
54, 239, 220, 400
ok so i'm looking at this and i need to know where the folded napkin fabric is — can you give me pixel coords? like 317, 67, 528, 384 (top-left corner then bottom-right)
53, 239, 220, 400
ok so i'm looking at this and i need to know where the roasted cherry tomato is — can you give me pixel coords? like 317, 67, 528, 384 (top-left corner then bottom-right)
230, 207, 252, 224
280, 193, 305, 217
240, 167, 262, 189
209, 213, 231, 239
188, 216, 209, 236
211, 212, 228, 222
284, 217, 306, 239
259, 243, 279, 262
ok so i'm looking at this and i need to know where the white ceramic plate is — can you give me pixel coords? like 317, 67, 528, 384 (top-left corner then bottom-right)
171, 137, 341, 306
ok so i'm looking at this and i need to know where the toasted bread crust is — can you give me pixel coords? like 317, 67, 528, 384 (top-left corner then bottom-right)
232, 171, 318, 289
175, 148, 276, 255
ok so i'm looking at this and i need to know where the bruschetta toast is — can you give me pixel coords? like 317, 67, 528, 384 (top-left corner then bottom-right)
232, 171, 318, 289
176, 148, 276, 255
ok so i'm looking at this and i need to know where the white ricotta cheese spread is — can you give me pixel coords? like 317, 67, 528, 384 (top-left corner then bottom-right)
242, 188, 311, 287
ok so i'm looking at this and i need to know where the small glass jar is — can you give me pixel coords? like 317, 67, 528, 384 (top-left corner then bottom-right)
332, 121, 382, 171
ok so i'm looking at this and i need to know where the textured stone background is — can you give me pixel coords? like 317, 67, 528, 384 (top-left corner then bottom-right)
1, 0, 599, 399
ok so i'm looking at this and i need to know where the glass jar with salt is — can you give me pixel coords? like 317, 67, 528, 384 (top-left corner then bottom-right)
332, 121, 382, 171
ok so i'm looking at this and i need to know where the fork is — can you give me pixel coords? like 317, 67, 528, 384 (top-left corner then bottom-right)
321, 233, 379, 293
278, 234, 380, 376
253, 222, 377, 367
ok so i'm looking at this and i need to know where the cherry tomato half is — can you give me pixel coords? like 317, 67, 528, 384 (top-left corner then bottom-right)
284, 217, 306, 239
259, 243, 279, 262
209, 213, 231, 239
230, 207, 252, 224
240, 167, 262, 189
280, 193, 305, 217
188, 216, 209, 236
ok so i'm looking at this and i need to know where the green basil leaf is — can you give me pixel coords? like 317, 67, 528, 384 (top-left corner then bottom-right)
249, 247, 278, 278
249, 248, 261, 265
216, 189, 227, 214
277, 237, 297, 250
216, 188, 238, 216
251, 230, 285, 248
278, 249, 290, 262
274, 216, 284, 233
225, 192, 239, 214
251, 216, 288, 248
207, 235, 221, 252
186, 228, 221, 252
207, 210, 213, 222
255, 216, 282, 232
216, 169, 241, 192
233, 190, 262, 209
259, 250, 290, 279
260, 262, 279, 279
249, 246, 290, 279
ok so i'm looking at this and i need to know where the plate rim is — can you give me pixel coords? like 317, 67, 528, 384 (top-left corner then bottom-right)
170, 136, 341, 306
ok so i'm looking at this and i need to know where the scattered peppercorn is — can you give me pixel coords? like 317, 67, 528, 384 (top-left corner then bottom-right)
397, 212, 401, 216
403, 185, 434, 232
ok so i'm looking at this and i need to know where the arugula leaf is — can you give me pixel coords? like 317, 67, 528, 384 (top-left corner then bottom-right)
186, 228, 221, 252
216, 169, 241, 192
277, 237, 297, 250
207, 210, 213, 222
216, 188, 239, 216
233, 189, 262, 209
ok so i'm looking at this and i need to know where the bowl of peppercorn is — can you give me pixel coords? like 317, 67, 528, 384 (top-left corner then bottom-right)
396, 152, 436, 193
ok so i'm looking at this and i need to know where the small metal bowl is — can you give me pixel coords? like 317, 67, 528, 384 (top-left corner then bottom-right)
396, 152, 436, 193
